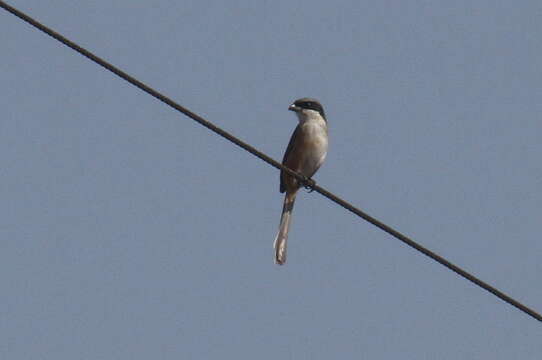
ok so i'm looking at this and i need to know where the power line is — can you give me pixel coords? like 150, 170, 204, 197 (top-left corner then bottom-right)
1, 0, 540, 323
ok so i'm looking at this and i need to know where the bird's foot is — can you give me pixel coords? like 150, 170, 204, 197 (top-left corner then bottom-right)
302, 177, 316, 193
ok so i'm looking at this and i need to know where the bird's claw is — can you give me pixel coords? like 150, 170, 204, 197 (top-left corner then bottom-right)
302, 178, 316, 192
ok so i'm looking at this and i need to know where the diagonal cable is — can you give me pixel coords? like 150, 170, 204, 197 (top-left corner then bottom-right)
1, 0, 540, 322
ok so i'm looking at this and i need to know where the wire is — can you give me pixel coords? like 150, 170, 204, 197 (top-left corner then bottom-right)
1, 0, 540, 323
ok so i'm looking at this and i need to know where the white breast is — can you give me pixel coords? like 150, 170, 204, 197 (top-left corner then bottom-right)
298, 116, 328, 176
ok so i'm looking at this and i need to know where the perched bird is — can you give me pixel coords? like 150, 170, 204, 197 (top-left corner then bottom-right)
274, 98, 329, 265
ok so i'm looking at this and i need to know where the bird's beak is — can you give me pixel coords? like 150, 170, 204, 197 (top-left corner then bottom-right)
288, 104, 300, 112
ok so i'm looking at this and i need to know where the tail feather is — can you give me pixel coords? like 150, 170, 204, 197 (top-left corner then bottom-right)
274, 191, 297, 265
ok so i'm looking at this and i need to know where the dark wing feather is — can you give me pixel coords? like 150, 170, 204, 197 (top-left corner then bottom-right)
280, 124, 301, 193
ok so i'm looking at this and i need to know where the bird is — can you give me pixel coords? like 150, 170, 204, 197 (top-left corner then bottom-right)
273, 98, 329, 265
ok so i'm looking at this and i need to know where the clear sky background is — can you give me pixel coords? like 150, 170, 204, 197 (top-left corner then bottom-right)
2, 1, 541, 358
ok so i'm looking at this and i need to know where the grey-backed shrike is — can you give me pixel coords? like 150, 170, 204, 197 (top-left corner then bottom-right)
274, 98, 329, 265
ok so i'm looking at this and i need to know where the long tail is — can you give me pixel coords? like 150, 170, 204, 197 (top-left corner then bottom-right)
273, 191, 297, 265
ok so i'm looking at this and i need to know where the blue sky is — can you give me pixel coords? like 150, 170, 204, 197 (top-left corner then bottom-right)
2, 1, 541, 358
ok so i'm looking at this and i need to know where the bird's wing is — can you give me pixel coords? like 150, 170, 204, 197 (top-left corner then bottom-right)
280, 124, 301, 193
